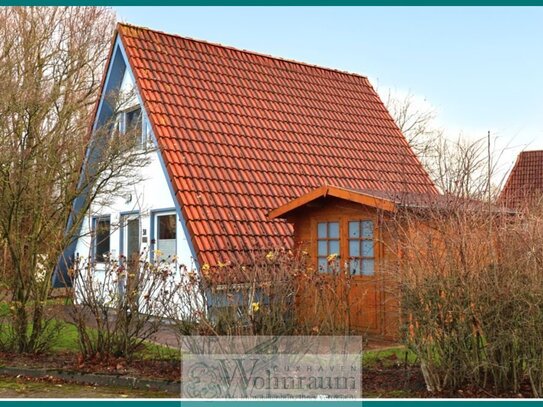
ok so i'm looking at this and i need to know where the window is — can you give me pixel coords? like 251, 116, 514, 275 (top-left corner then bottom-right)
348, 220, 375, 276
142, 117, 151, 143
317, 221, 340, 273
94, 217, 111, 263
115, 106, 148, 144
156, 213, 176, 260
125, 107, 142, 136
121, 215, 140, 262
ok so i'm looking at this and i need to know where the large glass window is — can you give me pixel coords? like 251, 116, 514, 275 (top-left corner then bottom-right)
125, 107, 142, 136
317, 221, 340, 273
348, 220, 375, 276
94, 217, 110, 263
115, 106, 146, 144
156, 213, 177, 260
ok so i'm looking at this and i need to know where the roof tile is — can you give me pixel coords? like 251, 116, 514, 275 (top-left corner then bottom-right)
499, 150, 543, 208
117, 23, 437, 266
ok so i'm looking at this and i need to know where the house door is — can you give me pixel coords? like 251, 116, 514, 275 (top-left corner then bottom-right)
154, 212, 177, 261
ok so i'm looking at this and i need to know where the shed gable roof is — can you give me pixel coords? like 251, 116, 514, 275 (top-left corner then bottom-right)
116, 23, 438, 266
499, 150, 543, 209
268, 185, 398, 219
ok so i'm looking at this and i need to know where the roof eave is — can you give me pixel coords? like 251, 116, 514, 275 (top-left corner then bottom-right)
268, 185, 397, 220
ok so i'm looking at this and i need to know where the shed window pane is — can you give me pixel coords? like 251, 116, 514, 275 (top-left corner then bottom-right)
316, 221, 340, 274
362, 240, 374, 257
328, 222, 339, 239
348, 219, 375, 276
362, 221, 373, 238
350, 258, 362, 275
349, 240, 360, 257
317, 223, 327, 238
318, 258, 328, 273
329, 240, 340, 255
349, 221, 359, 238
318, 241, 327, 256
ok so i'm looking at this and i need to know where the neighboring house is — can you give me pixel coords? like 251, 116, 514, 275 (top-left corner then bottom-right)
499, 150, 543, 209
58, 23, 439, 334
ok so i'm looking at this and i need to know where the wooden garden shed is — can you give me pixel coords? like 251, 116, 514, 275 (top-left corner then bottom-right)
269, 185, 407, 339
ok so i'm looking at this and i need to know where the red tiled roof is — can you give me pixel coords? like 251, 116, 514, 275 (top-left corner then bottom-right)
117, 23, 438, 266
498, 150, 543, 209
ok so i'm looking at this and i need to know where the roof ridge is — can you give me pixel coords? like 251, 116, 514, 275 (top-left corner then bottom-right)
117, 22, 369, 81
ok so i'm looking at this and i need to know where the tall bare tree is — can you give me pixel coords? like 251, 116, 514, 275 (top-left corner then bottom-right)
384, 90, 437, 159
385, 91, 498, 200
0, 7, 149, 353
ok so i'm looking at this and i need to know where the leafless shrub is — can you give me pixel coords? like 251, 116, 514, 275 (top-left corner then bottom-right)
385, 91, 503, 200
388, 198, 543, 396
384, 90, 438, 160
169, 249, 356, 339
68, 251, 179, 361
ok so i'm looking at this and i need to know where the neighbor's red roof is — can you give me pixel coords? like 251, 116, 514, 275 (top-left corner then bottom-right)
116, 23, 438, 266
499, 150, 543, 209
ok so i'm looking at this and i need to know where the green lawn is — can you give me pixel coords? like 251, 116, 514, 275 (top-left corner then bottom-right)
0, 303, 180, 360
50, 321, 79, 352
51, 320, 180, 359
363, 346, 418, 368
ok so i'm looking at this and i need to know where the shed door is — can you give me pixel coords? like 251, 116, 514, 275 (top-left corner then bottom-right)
345, 220, 380, 332
310, 219, 381, 334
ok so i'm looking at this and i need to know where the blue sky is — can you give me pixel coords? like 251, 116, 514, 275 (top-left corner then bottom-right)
115, 7, 543, 177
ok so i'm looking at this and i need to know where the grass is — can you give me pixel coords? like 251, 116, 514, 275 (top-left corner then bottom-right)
362, 347, 423, 398
141, 340, 180, 360
0, 301, 180, 359
0, 375, 172, 398
50, 321, 79, 352
2, 300, 418, 367
363, 346, 418, 368
49, 320, 180, 359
